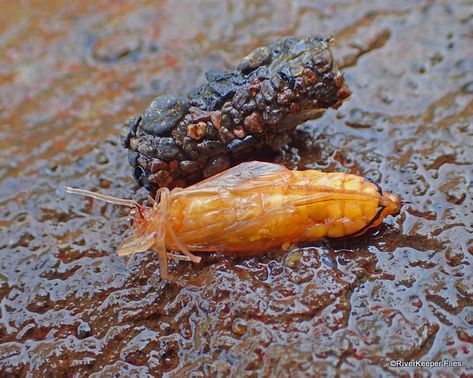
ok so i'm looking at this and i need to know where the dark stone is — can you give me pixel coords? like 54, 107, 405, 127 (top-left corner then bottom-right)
189, 96, 208, 110
141, 95, 189, 136
263, 107, 285, 125
218, 127, 235, 144
205, 124, 219, 140
198, 140, 226, 157
221, 113, 233, 129
137, 155, 149, 170
124, 115, 141, 133
182, 137, 198, 160
227, 135, 260, 156
237, 46, 272, 74
278, 66, 293, 84
154, 137, 179, 160
240, 99, 256, 115
205, 70, 245, 101
313, 49, 333, 75
293, 77, 306, 92
77, 321, 91, 339
243, 112, 265, 134
190, 107, 212, 123
122, 36, 351, 190
255, 93, 266, 110
231, 89, 252, 111
180, 160, 200, 174
133, 165, 145, 182
270, 74, 283, 90
173, 123, 188, 145
188, 85, 210, 110
203, 155, 230, 178
149, 159, 168, 173
143, 180, 157, 193
276, 88, 294, 106
120, 126, 134, 149
148, 169, 172, 187
120, 115, 141, 148
256, 66, 271, 80
232, 115, 242, 125
228, 107, 240, 120
260, 80, 276, 102
282, 37, 300, 50
136, 139, 154, 156
128, 150, 139, 166
221, 101, 233, 113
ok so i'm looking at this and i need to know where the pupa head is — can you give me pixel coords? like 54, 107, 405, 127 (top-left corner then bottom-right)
65, 187, 162, 256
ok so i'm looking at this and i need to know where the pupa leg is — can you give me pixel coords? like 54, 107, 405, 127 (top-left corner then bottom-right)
157, 187, 201, 264
156, 187, 201, 286
156, 245, 179, 283
126, 252, 137, 268
153, 188, 176, 282
159, 248, 202, 288
167, 252, 193, 261
166, 223, 202, 264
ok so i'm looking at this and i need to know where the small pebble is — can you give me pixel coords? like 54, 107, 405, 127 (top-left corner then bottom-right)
237, 46, 272, 74
180, 160, 199, 174
260, 80, 276, 102
203, 155, 230, 178
303, 68, 318, 85
149, 159, 168, 173
77, 321, 91, 339
243, 112, 264, 134
154, 137, 179, 160
168, 160, 179, 173
233, 125, 246, 139
210, 111, 222, 129
218, 127, 235, 144
129, 137, 139, 151
141, 95, 189, 136
337, 87, 351, 100
187, 122, 207, 141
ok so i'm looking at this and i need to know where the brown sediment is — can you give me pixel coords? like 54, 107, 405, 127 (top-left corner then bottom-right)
121, 36, 351, 192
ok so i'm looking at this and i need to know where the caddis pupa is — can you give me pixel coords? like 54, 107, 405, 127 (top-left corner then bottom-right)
67, 161, 401, 282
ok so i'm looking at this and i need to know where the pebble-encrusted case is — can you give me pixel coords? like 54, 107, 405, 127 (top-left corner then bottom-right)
121, 36, 351, 192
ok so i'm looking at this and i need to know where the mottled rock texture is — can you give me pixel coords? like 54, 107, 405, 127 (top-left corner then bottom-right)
0, 1, 472, 377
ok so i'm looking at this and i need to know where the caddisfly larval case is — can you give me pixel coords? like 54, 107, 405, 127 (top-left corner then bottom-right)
121, 36, 351, 193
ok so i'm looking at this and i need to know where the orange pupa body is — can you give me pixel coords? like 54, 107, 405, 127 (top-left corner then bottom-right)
98, 161, 401, 281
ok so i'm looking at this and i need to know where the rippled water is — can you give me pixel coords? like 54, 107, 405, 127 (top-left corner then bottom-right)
0, 1, 472, 376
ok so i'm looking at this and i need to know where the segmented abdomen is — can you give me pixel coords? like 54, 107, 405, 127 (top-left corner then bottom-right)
292, 170, 381, 239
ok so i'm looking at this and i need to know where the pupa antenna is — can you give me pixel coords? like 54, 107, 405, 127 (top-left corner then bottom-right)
65, 187, 137, 207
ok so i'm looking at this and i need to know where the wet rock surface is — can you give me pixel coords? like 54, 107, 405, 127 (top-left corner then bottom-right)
0, 1, 472, 376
